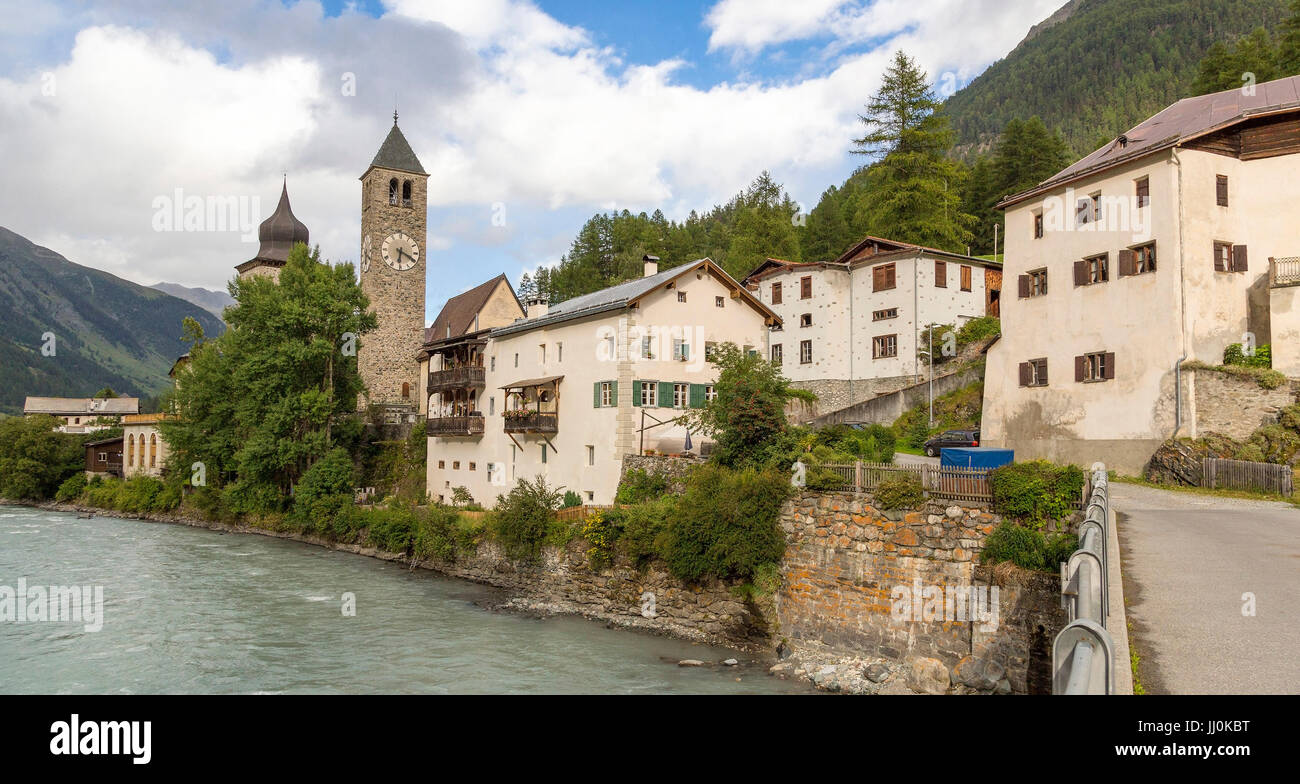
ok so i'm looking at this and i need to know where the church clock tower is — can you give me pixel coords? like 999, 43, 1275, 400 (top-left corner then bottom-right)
359, 113, 428, 411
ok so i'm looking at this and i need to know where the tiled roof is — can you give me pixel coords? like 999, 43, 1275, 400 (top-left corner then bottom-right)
24, 397, 140, 415
425, 274, 515, 344
366, 122, 426, 176
1001, 75, 1300, 207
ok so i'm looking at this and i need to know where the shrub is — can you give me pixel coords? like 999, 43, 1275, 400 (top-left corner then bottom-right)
55, 473, 87, 503
491, 476, 562, 562
980, 522, 1078, 572
874, 473, 925, 510
1224, 342, 1272, 368
990, 460, 1085, 526
662, 464, 790, 583
450, 486, 476, 508
614, 497, 676, 569
561, 490, 583, 509
615, 468, 669, 504
581, 508, 618, 570
412, 505, 459, 562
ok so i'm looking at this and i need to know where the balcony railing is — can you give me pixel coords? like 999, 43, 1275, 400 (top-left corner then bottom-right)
428, 366, 485, 392
426, 415, 485, 436
503, 411, 558, 434
1270, 256, 1300, 288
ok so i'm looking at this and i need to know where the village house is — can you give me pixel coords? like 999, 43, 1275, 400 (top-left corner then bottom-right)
982, 75, 1300, 474
423, 257, 779, 506
122, 413, 173, 478
23, 396, 139, 433
84, 436, 125, 478
741, 236, 1001, 419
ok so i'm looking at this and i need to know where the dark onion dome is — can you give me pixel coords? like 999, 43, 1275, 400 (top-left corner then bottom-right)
237, 180, 309, 274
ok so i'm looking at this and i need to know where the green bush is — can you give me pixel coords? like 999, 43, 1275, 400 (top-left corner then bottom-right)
581, 508, 618, 570
874, 474, 925, 510
615, 468, 670, 504
561, 490, 583, 508
55, 473, 87, 502
662, 464, 790, 583
491, 476, 562, 562
980, 522, 1078, 572
613, 496, 676, 569
1224, 342, 1272, 368
990, 460, 1085, 526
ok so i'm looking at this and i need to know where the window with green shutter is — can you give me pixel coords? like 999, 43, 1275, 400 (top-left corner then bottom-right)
689, 383, 706, 408
657, 381, 674, 408
593, 380, 617, 407
634, 380, 656, 407
593, 381, 601, 408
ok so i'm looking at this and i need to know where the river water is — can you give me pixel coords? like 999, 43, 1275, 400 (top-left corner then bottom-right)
0, 506, 813, 694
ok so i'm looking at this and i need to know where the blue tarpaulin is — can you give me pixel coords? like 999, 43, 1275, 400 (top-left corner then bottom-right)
939, 447, 1014, 470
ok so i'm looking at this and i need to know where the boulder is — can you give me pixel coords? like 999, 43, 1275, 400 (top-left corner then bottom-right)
906, 657, 950, 695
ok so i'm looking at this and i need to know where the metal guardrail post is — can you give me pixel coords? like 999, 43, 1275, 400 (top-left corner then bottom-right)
1053, 463, 1117, 694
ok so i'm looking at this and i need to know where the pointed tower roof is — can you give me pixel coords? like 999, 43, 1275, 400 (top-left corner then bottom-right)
236, 179, 310, 276
364, 113, 426, 177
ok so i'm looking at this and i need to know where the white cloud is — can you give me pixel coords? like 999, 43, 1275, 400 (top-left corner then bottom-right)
706, 0, 850, 54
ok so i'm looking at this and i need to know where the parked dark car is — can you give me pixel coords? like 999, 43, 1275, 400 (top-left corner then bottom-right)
923, 429, 980, 457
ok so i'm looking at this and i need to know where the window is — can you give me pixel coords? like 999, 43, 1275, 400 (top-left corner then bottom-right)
704, 385, 717, 402
541, 444, 547, 464
402, 180, 412, 207
1033, 212, 1044, 239
799, 313, 812, 328
452, 461, 460, 470
771, 282, 782, 304
490, 356, 496, 372
389, 178, 399, 205
715, 296, 725, 308
489, 396, 496, 415
1136, 177, 1150, 208
557, 342, 563, 362
539, 344, 546, 363
771, 343, 783, 365
514, 353, 519, 368
1076, 193, 1100, 225
960, 265, 972, 292
1214, 242, 1247, 273
1075, 253, 1109, 286
1077, 352, 1115, 382
672, 339, 689, 361
438, 460, 445, 469
873, 263, 896, 291
1019, 358, 1049, 387
1216, 175, 1229, 207
1119, 243, 1157, 277
1020, 268, 1048, 297
469, 462, 476, 471
638, 381, 657, 407
677, 291, 687, 303
401, 382, 410, 399
641, 336, 654, 359
800, 340, 812, 364
873, 308, 898, 321
586, 491, 594, 501
586, 445, 595, 466
599, 381, 614, 407
872, 334, 898, 359
673, 383, 689, 408
800, 276, 812, 299
935, 260, 947, 288
704, 342, 717, 361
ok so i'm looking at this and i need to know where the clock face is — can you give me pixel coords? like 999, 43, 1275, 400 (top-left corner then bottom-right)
381, 232, 419, 271
361, 234, 372, 273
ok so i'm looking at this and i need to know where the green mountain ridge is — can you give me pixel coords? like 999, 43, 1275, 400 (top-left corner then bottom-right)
0, 226, 226, 415
943, 0, 1292, 158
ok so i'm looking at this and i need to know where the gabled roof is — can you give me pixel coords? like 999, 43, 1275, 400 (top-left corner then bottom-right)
491, 258, 779, 337
425, 274, 520, 344
24, 397, 140, 416
1000, 75, 1300, 208
363, 121, 426, 177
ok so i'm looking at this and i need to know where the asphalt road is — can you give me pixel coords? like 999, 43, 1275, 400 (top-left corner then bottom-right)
1111, 482, 1300, 694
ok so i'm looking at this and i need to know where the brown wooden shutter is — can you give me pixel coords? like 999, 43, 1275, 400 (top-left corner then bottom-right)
1075, 355, 1086, 382
1216, 175, 1229, 206
935, 260, 946, 287
1019, 362, 1031, 387
1213, 243, 1227, 272
1118, 249, 1136, 277
1038, 359, 1048, 385
1018, 274, 1030, 298
1104, 352, 1116, 379
1136, 177, 1149, 207
1233, 245, 1248, 272
1074, 260, 1088, 286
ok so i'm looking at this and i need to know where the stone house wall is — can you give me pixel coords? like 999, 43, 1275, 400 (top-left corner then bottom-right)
1188, 367, 1297, 441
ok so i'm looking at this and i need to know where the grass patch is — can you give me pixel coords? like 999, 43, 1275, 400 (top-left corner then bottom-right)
1182, 360, 1288, 390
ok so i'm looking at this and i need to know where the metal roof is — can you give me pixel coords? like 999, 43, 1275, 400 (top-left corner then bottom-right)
24, 397, 140, 415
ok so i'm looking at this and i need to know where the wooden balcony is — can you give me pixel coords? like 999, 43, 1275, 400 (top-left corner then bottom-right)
429, 366, 485, 392
426, 415, 485, 436
503, 411, 558, 434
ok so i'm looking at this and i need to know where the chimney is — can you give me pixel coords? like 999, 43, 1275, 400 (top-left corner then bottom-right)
525, 296, 549, 319
643, 254, 659, 277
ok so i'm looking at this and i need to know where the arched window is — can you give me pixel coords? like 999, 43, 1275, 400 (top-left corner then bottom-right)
150, 434, 157, 467
401, 382, 410, 399
402, 180, 412, 207
127, 434, 135, 466
389, 178, 399, 205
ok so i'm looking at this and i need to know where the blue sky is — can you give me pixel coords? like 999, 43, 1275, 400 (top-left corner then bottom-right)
0, 0, 1065, 324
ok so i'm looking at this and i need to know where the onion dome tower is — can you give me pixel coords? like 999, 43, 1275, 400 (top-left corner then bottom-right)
235, 178, 310, 280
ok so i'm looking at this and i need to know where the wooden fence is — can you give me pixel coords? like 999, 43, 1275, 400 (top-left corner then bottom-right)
820, 462, 994, 503
555, 504, 613, 523
1202, 458, 1295, 496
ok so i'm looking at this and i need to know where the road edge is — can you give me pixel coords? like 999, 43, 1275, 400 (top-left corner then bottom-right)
1106, 504, 1134, 695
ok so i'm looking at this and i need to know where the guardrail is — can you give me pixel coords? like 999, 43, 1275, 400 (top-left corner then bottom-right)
1053, 462, 1116, 694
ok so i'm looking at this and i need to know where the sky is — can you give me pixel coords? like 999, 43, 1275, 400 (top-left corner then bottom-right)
0, 0, 1064, 325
